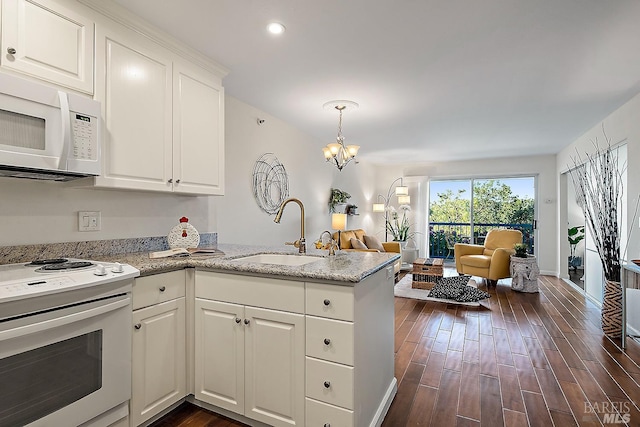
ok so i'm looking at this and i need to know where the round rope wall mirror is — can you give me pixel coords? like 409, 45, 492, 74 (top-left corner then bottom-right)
252, 153, 289, 214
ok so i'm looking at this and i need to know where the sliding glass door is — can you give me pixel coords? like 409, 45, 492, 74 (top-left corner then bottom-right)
428, 177, 536, 259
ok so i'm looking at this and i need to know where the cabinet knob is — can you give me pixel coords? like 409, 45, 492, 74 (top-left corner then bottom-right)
175, 179, 181, 184
324, 424, 331, 427
159, 286, 166, 292
235, 317, 242, 324
324, 338, 331, 345
323, 299, 331, 306
244, 319, 250, 325
168, 178, 173, 184
134, 323, 142, 330
7, 47, 16, 55
323, 381, 331, 389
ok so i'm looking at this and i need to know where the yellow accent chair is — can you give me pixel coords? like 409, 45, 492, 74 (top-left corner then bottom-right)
454, 229, 523, 285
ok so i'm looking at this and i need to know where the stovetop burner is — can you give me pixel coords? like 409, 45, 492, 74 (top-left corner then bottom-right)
26, 258, 69, 266
35, 261, 95, 272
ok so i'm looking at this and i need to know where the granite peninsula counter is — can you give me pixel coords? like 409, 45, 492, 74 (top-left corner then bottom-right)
0, 241, 398, 426
114, 243, 398, 426
97, 243, 400, 284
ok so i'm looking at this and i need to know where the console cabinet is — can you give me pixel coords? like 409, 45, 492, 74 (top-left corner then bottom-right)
131, 270, 186, 427
1, 0, 94, 93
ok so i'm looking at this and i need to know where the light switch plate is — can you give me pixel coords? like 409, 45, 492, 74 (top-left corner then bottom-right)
78, 211, 101, 231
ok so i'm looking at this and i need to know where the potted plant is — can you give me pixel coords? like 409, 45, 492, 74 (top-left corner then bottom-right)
568, 225, 585, 271
513, 243, 528, 258
570, 135, 624, 338
386, 205, 415, 243
328, 188, 351, 213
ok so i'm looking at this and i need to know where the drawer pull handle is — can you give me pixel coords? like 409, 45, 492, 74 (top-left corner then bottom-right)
323, 299, 331, 306
159, 286, 166, 292
235, 318, 241, 324
244, 319, 250, 325
134, 323, 142, 330
324, 381, 331, 389
324, 338, 331, 345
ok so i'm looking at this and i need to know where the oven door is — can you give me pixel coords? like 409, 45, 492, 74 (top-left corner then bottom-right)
0, 293, 131, 427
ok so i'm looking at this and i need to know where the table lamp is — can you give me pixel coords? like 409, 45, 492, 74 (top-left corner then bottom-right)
331, 213, 347, 249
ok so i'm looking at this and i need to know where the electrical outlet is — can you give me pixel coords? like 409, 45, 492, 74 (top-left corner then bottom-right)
78, 211, 101, 231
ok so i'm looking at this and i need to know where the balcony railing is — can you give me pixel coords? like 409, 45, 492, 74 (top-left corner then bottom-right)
428, 222, 535, 259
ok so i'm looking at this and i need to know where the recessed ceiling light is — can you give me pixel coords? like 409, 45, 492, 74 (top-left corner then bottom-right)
267, 22, 286, 35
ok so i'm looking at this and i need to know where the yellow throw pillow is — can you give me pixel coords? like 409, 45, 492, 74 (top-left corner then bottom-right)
364, 235, 386, 252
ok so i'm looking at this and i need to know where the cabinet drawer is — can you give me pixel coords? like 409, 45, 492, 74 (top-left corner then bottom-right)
306, 316, 354, 365
195, 270, 304, 314
306, 357, 354, 410
133, 270, 185, 310
306, 398, 353, 427
306, 283, 354, 321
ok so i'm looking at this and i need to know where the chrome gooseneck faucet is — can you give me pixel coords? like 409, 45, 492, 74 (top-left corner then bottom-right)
274, 198, 306, 253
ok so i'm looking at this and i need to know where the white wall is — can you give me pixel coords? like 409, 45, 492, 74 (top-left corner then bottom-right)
557, 90, 640, 332
557, 92, 640, 260
216, 96, 376, 246
0, 178, 216, 245
359, 155, 558, 275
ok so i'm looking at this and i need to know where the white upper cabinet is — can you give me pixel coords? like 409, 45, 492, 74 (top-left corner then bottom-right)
173, 61, 224, 195
1, 0, 94, 93
92, 20, 225, 195
94, 21, 173, 192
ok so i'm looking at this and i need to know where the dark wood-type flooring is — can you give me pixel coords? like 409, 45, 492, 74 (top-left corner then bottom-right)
151, 273, 640, 427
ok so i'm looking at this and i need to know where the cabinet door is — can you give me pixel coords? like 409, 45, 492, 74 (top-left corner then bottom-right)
94, 22, 173, 192
132, 297, 186, 427
245, 306, 305, 427
172, 61, 224, 195
194, 298, 244, 413
1, 0, 94, 93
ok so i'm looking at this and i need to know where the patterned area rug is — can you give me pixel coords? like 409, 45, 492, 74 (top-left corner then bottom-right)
394, 274, 487, 307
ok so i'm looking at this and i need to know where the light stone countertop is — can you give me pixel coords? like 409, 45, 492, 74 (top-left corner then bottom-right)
95, 243, 400, 284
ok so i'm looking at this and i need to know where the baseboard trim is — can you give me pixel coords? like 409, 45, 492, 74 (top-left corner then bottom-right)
370, 377, 398, 427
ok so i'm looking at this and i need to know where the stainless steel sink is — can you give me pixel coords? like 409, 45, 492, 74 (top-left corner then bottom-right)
232, 253, 322, 266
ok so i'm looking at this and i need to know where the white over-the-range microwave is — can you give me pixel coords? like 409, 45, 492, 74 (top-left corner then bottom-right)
0, 72, 101, 181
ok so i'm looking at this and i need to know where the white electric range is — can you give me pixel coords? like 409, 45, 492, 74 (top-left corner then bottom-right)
0, 258, 140, 427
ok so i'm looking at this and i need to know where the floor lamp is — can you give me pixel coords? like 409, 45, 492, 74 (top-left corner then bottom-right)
372, 177, 410, 242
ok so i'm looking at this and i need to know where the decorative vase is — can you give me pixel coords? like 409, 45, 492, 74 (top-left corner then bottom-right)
602, 279, 623, 338
394, 240, 407, 251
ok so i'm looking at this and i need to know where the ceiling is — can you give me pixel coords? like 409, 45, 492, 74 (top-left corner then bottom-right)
113, 0, 640, 164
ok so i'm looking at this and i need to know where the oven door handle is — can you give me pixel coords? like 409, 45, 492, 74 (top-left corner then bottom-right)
0, 297, 130, 342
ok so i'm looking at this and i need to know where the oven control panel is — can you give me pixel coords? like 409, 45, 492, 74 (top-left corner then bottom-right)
1, 277, 76, 299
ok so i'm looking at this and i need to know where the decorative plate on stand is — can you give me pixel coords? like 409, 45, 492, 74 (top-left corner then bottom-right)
168, 217, 200, 249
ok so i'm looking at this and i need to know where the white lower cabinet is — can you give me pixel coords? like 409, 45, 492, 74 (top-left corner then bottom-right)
130, 267, 395, 427
304, 267, 396, 427
131, 271, 186, 427
194, 271, 305, 427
